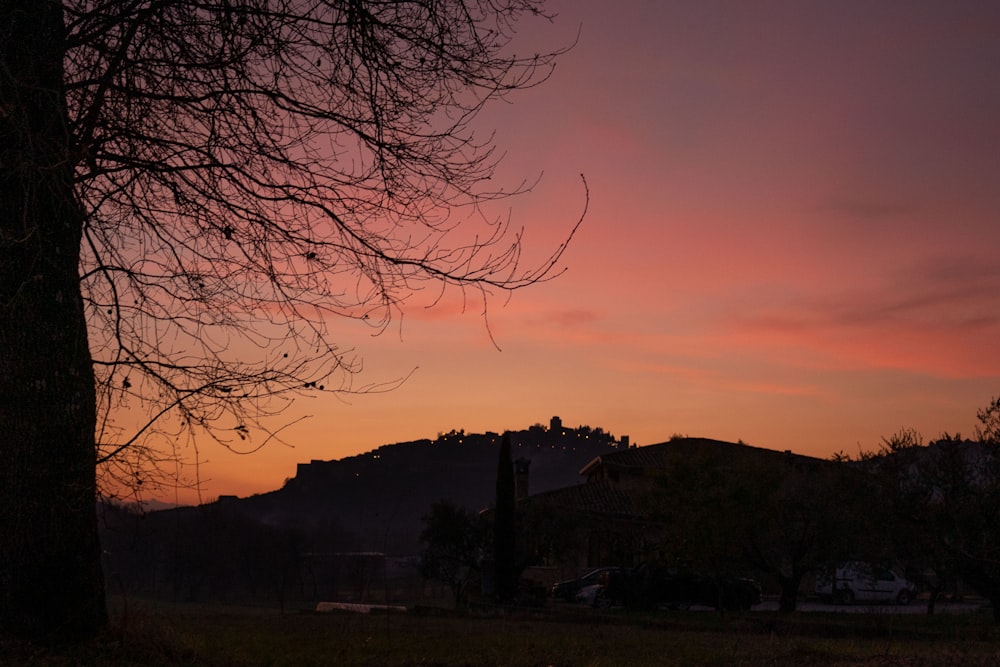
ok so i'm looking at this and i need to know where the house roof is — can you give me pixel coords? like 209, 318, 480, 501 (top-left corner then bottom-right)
519, 438, 831, 521
578, 437, 822, 477
524, 480, 639, 518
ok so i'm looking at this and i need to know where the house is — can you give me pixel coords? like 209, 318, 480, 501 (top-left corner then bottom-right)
580, 437, 815, 490
519, 437, 828, 574
520, 479, 646, 571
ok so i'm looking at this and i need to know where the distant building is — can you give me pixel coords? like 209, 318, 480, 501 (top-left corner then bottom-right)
519, 438, 828, 570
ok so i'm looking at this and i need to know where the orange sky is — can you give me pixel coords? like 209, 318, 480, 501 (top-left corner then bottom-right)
138, 1, 1000, 505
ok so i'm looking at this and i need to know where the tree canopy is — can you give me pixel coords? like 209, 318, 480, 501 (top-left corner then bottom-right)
858, 400, 1000, 618
1, 0, 574, 641
65, 0, 578, 495
419, 499, 486, 606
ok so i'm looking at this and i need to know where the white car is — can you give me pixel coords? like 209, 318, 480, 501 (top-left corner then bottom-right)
815, 562, 916, 605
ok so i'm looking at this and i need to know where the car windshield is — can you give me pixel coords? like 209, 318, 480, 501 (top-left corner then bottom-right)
583, 568, 616, 583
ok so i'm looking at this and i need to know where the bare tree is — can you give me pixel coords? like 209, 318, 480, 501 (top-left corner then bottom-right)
1, 0, 578, 641
419, 499, 486, 607
862, 403, 1000, 619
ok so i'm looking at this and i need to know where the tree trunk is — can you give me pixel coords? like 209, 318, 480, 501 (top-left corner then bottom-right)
778, 573, 802, 612
926, 588, 939, 616
956, 562, 1000, 624
0, 0, 107, 642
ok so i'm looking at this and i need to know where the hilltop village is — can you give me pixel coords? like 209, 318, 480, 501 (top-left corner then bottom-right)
289, 416, 629, 497
100, 413, 1000, 616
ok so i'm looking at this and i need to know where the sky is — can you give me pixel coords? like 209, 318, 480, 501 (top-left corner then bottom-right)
156, 0, 1000, 504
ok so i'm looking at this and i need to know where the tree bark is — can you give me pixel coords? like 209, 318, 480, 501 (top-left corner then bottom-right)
0, 0, 107, 642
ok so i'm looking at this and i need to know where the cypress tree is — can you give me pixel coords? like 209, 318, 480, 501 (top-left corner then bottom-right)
493, 432, 517, 603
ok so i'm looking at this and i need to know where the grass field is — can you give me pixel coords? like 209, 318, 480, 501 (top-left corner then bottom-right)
4, 599, 1000, 666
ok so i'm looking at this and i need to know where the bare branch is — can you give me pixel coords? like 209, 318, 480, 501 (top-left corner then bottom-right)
58, 0, 577, 494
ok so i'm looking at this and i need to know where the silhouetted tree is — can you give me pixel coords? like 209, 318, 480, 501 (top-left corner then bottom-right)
862, 399, 1000, 620
859, 428, 957, 614
1, 0, 576, 641
645, 444, 874, 612
646, 450, 746, 581
978, 396, 1000, 444
892, 435, 1000, 618
737, 457, 876, 612
1, 0, 106, 642
494, 433, 517, 602
419, 500, 486, 606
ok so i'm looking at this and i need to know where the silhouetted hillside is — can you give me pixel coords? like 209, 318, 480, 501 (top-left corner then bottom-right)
146, 417, 628, 555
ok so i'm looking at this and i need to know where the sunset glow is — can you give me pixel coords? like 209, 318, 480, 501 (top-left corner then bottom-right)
148, 0, 1000, 505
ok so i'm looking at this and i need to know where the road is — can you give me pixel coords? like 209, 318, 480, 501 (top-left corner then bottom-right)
753, 597, 984, 614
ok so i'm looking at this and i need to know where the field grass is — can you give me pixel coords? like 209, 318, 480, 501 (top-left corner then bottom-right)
5, 600, 1000, 666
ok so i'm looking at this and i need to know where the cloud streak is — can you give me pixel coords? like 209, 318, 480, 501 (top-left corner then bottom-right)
159, 0, 1000, 504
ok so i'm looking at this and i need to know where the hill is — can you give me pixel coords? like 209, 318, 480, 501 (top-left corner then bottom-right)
148, 417, 628, 555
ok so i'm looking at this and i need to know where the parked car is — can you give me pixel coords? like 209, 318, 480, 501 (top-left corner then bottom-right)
574, 566, 762, 611
550, 567, 622, 602
649, 570, 762, 611
554, 566, 762, 611
814, 562, 916, 605
576, 582, 610, 607
583, 568, 635, 608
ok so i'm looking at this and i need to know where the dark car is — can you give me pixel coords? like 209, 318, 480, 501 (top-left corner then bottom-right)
650, 570, 762, 611
550, 567, 622, 602
603, 566, 760, 611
